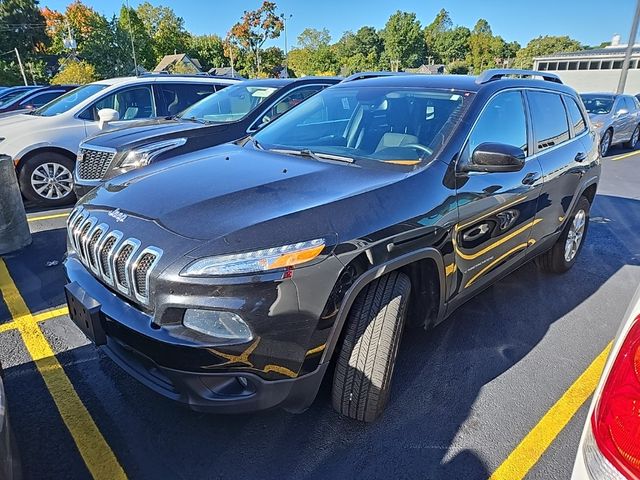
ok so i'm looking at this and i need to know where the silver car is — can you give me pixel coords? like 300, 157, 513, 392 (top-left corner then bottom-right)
581, 93, 640, 156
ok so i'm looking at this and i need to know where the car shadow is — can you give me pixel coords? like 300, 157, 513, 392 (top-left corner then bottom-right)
2, 194, 640, 479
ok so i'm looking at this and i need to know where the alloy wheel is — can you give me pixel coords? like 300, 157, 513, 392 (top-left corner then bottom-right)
30, 162, 74, 200
564, 209, 586, 262
632, 127, 639, 147
600, 132, 611, 157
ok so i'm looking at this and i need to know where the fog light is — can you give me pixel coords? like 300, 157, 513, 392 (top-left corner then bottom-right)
183, 309, 253, 341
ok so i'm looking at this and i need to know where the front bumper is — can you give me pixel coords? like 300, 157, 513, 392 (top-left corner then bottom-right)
63, 254, 339, 413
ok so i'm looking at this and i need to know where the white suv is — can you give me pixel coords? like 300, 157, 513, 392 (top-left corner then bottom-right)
0, 74, 238, 206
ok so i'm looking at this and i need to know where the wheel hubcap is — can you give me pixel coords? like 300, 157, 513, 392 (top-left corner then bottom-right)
601, 133, 611, 156
633, 128, 639, 147
564, 209, 586, 262
31, 162, 73, 200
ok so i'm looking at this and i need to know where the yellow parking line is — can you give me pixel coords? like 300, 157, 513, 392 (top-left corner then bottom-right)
0, 321, 15, 333
611, 150, 640, 161
27, 212, 70, 222
489, 342, 612, 480
32, 306, 69, 323
0, 260, 126, 480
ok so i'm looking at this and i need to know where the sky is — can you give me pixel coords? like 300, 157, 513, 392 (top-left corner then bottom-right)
38, 0, 637, 50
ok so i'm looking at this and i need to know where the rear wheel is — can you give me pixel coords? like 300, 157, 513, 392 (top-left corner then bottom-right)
600, 129, 612, 157
537, 196, 591, 273
625, 125, 640, 149
331, 271, 411, 422
18, 152, 76, 206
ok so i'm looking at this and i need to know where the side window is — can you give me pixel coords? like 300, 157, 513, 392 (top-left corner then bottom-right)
624, 97, 636, 112
466, 90, 528, 159
527, 91, 570, 151
157, 83, 215, 116
634, 97, 640, 110
260, 85, 325, 125
564, 96, 587, 136
86, 85, 155, 121
613, 97, 626, 115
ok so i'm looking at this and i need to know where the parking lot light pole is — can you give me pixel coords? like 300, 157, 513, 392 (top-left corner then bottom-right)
0, 155, 31, 254
617, 0, 640, 93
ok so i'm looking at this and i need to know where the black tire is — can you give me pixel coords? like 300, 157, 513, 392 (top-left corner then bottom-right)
332, 271, 411, 422
537, 196, 591, 274
600, 129, 612, 157
18, 152, 76, 207
624, 124, 640, 149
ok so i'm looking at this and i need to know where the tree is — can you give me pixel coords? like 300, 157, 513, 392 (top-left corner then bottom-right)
424, 8, 452, 62
467, 19, 497, 73
447, 60, 469, 74
118, 6, 155, 70
260, 46, 285, 76
335, 26, 384, 74
136, 2, 190, 64
51, 59, 97, 84
288, 28, 339, 76
381, 11, 424, 71
0, 0, 49, 57
187, 35, 227, 71
229, 1, 283, 75
515, 35, 583, 69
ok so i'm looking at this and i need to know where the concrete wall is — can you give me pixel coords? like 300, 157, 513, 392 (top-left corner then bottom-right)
538, 70, 640, 94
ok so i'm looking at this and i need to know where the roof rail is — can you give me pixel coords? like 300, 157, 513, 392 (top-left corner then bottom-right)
475, 69, 563, 85
341, 71, 408, 83
137, 72, 241, 81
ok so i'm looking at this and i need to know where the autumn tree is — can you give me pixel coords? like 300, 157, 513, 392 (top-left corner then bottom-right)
229, 1, 283, 76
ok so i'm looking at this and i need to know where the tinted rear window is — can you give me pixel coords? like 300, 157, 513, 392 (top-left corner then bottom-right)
528, 91, 570, 151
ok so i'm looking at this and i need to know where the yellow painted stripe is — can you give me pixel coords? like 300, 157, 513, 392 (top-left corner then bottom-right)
611, 150, 640, 161
0, 260, 126, 480
456, 218, 542, 261
27, 212, 70, 222
0, 321, 15, 333
489, 342, 612, 480
32, 306, 69, 323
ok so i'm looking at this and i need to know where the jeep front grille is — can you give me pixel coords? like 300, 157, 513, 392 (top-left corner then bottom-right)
78, 147, 116, 180
68, 208, 162, 305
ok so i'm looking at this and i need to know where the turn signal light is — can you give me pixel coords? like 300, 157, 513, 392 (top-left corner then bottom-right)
591, 314, 640, 479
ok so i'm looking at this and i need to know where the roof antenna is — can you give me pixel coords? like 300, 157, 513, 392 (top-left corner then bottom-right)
125, 0, 139, 76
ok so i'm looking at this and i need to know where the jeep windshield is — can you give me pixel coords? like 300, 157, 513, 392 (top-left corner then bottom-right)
34, 84, 107, 116
580, 94, 614, 115
178, 83, 280, 124
254, 86, 472, 165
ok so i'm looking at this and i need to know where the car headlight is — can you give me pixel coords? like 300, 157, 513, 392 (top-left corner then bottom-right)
119, 138, 187, 172
181, 238, 326, 277
592, 121, 604, 129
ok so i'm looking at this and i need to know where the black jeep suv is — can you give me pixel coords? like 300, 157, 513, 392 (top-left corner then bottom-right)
73, 77, 339, 197
64, 70, 600, 422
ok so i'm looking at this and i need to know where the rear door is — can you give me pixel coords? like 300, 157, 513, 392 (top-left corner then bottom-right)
526, 90, 585, 243
450, 89, 543, 303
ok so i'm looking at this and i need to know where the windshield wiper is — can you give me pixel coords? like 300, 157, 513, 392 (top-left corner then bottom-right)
179, 116, 207, 124
269, 148, 354, 163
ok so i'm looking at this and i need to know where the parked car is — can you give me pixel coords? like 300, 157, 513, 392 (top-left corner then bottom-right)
0, 85, 77, 114
581, 93, 640, 156
571, 284, 640, 479
64, 69, 599, 422
73, 77, 340, 197
0, 86, 42, 108
0, 74, 239, 207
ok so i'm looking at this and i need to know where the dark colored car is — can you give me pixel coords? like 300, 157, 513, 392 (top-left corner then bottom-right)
0, 85, 77, 114
73, 77, 341, 197
0, 86, 41, 109
64, 69, 600, 422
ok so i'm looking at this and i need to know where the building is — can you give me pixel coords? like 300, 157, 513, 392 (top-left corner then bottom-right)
533, 35, 640, 93
405, 64, 446, 75
153, 54, 202, 74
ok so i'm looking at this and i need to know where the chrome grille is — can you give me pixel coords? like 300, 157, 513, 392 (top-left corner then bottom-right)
78, 148, 116, 180
67, 214, 162, 305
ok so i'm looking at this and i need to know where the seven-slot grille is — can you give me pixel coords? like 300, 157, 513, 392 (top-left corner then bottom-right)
67, 207, 162, 305
77, 148, 116, 180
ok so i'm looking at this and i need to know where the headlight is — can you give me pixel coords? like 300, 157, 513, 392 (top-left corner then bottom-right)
119, 138, 187, 172
181, 238, 326, 277
592, 121, 604, 129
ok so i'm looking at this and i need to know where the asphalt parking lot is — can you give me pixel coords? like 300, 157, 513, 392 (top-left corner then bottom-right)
1, 147, 639, 480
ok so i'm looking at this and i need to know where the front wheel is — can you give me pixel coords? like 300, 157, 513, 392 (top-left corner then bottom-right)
18, 153, 76, 207
537, 196, 591, 274
600, 129, 612, 157
331, 271, 411, 422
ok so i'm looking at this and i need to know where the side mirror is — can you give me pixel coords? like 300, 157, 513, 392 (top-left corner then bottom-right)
461, 142, 525, 173
615, 108, 629, 117
98, 108, 120, 130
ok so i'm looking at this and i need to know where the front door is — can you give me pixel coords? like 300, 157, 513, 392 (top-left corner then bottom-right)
448, 90, 543, 308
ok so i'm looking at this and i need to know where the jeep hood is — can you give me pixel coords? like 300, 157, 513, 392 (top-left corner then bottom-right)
85, 144, 406, 242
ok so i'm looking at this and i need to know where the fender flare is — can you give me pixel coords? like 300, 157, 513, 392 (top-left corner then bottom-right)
319, 246, 446, 365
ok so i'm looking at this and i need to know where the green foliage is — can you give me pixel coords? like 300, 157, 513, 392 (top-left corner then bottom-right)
260, 46, 285, 76
187, 35, 226, 71
136, 1, 190, 64
334, 26, 384, 74
288, 28, 339, 76
118, 6, 155, 70
447, 60, 470, 74
381, 11, 424, 70
0, 60, 24, 85
0, 0, 49, 57
51, 59, 97, 84
515, 35, 583, 69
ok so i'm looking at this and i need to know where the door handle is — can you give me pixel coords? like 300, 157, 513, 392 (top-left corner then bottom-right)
522, 172, 540, 185
575, 152, 587, 162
